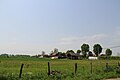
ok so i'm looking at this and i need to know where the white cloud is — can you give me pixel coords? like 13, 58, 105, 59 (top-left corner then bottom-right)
60, 37, 80, 45
57, 33, 120, 56
1, 31, 120, 56
59, 34, 107, 45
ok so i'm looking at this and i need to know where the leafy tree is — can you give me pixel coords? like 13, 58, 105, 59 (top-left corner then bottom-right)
77, 50, 81, 53
57, 52, 63, 56
62, 52, 66, 56
66, 50, 75, 59
81, 43, 89, 56
54, 48, 58, 53
50, 48, 59, 55
0, 54, 9, 58
88, 51, 93, 56
93, 44, 102, 56
105, 48, 112, 56
58, 52, 63, 55
61, 52, 66, 57
66, 50, 75, 58
66, 50, 75, 54
58, 52, 66, 58
41, 51, 45, 56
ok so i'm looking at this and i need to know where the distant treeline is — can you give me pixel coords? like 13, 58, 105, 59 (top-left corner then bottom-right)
98, 56, 120, 60
0, 53, 120, 60
0, 54, 31, 58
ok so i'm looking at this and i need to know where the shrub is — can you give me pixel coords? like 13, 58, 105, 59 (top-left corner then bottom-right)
98, 56, 120, 60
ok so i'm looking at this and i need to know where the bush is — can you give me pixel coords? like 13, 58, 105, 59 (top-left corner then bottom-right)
0, 75, 7, 80
116, 67, 120, 74
104, 66, 113, 72
98, 56, 120, 60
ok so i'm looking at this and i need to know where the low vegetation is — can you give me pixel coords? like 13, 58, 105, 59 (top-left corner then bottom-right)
0, 57, 120, 80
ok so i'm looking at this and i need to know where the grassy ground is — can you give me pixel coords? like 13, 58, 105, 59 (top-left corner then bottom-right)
0, 57, 120, 80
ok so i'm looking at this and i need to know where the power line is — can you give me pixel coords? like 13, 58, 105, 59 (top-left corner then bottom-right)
103, 46, 120, 49
109, 46, 120, 48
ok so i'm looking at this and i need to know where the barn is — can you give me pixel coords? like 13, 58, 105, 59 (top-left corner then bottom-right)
67, 53, 80, 60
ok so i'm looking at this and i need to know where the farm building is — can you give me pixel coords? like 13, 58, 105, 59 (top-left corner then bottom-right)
49, 52, 67, 59
49, 53, 59, 59
67, 52, 80, 60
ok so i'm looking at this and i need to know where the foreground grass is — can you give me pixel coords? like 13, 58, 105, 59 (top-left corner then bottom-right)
0, 57, 120, 80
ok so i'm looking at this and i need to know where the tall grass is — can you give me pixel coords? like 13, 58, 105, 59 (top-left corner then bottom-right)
0, 57, 120, 80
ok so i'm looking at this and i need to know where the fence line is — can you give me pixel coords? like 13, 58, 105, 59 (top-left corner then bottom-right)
17, 61, 120, 77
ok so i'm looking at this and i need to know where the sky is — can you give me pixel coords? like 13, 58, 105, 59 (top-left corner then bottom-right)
0, 0, 120, 55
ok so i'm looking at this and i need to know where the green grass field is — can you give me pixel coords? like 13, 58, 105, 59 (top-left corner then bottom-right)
0, 57, 120, 80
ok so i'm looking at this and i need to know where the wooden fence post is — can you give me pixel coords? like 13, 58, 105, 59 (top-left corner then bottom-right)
90, 62, 92, 74
75, 63, 77, 74
48, 62, 50, 75
19, 63, 24, 78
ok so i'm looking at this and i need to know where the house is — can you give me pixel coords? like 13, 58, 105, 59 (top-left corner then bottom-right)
49, 53, 58, 59
67, 52, 80, 60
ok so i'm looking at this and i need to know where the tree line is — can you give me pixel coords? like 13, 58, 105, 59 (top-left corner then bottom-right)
0, 43, 112, 58
81, 43, 112, 56
57, 43, 112, 58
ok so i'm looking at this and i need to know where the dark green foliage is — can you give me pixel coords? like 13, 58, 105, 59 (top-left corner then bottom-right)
58, 52, 66, 59
54, 48, 59, 53
66, 50, 75, 59
76, 50, 81, 53
88, 51, 94, 56
93, 44, 102, 56
0, 75, 7, 80
116, 63, 120, 74
116, 67, 120, 74
66, 50, 75, 54
0, 54, 9, 58
81, 43, 89, 57
98, 56, 120, 60
106, 48, 112, 56
104, 66, 113, 72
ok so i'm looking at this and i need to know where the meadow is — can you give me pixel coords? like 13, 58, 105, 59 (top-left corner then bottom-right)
0, 57, 120, 80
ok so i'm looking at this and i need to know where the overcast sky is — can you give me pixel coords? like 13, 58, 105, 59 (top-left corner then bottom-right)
0, 0, 120, 55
